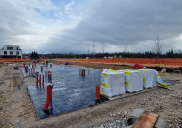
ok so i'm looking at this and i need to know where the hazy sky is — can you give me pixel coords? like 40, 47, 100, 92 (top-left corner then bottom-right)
1, 0, 182, 54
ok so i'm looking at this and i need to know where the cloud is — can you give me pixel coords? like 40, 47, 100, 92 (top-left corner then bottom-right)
1, 0, 182, 54
65, 1, 75, 12
44, 0, 182, 54
0, 0, 81, 53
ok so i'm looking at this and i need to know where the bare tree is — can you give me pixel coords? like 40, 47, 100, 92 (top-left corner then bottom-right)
153, 36, 163, 57
102, 46, 105, 53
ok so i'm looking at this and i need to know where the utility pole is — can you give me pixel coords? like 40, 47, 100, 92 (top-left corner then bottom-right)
93, 41, 95, 63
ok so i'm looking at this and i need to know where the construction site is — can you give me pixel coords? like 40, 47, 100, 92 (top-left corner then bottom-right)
0, 58, 181, 128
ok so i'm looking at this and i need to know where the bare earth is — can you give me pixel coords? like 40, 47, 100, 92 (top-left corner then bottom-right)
0, 61, 182, 128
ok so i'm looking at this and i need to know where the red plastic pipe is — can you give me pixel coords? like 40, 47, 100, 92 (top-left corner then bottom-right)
41, 66, 43, 71
39, 75, 41, 87
42, 74, 44, 86
83, 69, 85, 76
42, 85, 52, 110
81, 69, 83, 75
29, 63, 30, 66
95, 85, 100, 104
36, 75, 38, 86
95, 85, 100, 99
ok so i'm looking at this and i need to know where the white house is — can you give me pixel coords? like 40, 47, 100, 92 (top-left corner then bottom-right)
0, 45, 22, 58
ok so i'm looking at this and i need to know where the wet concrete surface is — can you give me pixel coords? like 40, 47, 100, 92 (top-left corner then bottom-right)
26, 64, 109, 119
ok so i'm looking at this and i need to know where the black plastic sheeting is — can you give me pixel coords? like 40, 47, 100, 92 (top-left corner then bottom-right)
27, 65, 109, 119
163, 80, 180, 86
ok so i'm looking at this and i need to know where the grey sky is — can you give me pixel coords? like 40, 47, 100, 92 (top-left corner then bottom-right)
1, 0, 182, 54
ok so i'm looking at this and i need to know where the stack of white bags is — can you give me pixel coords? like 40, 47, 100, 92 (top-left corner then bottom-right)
100, 69, 169, 97
100, 71, 125, 97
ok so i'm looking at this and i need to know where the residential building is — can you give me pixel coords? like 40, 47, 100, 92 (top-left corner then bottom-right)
0, 45, 22, 58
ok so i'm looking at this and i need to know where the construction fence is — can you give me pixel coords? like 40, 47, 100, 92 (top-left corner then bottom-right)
0, 58, 30, 62
55, 58, 182, 68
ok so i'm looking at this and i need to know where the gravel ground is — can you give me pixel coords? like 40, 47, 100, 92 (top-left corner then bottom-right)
0, 62, 182, 128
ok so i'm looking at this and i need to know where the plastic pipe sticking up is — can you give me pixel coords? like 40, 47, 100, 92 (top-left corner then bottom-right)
36, 75, 38, 87
23, 63, 25, 68
42, 85, 52, 110
83, 69, 85, 76
41, 66, 43, 72
29, 63, 30, 66
95, 85, 100, 104
81, 69, 83, 75
42, 75, 44, 87
39, 75, 41, 87
25, 67, 27, 72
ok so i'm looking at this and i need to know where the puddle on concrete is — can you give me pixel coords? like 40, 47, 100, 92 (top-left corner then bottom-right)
26, 64, 109, 119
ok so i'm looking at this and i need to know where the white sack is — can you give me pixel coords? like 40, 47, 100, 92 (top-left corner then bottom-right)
100, 71, 125, 97
124, 70, 143, 93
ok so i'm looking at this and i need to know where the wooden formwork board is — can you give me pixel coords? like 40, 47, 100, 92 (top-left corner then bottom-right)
132, 111, 159, 128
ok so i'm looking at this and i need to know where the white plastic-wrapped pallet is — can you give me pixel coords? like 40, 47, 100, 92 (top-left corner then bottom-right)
138, 69, 155, 88
151, 69, 157, 87
124, 70, 143, 93
100, 71, 125, 97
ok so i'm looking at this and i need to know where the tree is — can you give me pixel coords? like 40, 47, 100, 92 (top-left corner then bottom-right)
30, 51, 39, 59
153, 36, 163, 58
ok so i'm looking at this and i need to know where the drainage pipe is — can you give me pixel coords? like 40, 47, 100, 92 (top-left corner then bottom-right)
126, 109, 144, 126
155, 118, 168, 128
126, 109, 168, 128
